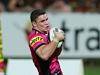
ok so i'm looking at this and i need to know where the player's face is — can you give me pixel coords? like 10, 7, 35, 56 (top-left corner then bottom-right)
34, 14, 50, 33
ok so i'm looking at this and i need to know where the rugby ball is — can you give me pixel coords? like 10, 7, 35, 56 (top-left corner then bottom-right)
49, 27, 64, 48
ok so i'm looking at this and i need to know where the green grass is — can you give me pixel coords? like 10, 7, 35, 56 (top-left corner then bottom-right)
85, 66, 100, 75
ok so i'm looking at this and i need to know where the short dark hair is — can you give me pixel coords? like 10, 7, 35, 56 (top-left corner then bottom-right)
30, 9, 46, 22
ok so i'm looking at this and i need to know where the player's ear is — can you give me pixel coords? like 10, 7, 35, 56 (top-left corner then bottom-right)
32, 21, 37, 27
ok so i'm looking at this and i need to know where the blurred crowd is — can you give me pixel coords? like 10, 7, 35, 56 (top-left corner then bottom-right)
0, 0, 100, 13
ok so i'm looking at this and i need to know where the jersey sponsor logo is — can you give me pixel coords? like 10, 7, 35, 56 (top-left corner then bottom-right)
30, 36, 44, 46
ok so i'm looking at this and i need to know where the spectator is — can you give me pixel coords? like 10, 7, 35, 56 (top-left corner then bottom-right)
96, 0, 100, 13
0, 1, 5, 13
23, 0, 44, 12
75, 0, 96, 13
22, 0, 33, 12
32, 0, 44, 9
47, 0, 72, 12
7, 0, 24, 12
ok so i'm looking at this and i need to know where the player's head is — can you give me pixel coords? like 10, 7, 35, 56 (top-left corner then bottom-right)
30, 9, 50, 32
30, 9, 46, 22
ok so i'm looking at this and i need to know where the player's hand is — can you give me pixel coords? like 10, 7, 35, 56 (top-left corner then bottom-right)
53, 29, 64, 41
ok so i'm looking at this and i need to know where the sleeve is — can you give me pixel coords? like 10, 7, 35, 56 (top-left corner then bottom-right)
29, 34, 46, 51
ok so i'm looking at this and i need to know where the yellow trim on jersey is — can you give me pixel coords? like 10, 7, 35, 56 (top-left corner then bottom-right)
30, 36, 44, 46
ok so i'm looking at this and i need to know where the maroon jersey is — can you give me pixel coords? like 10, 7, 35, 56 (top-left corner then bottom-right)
28, 29, 63, 75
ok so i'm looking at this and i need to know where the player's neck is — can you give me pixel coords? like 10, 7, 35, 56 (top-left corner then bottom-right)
33, 27, 48, 34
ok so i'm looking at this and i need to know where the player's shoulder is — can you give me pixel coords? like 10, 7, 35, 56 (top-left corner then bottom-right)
29, 30, 45, 40
29, 31, 46, 47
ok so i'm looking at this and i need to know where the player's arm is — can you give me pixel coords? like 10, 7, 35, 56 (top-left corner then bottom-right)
36, 39, 58, 60
36, 32, 64, 61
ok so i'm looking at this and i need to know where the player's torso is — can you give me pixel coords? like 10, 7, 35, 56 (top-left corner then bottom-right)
28, 29, 62, 75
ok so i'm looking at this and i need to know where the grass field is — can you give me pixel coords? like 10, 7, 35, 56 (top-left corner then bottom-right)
85, 65, 100, 75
